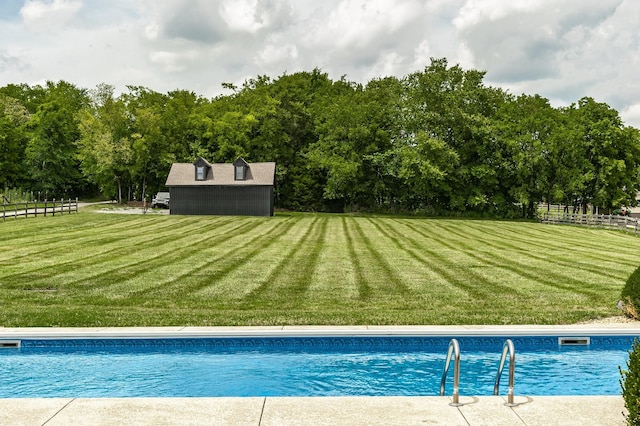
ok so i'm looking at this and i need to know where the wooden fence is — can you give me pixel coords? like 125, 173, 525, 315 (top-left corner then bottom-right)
541, 212, 639, 235
1, 198, 79, 221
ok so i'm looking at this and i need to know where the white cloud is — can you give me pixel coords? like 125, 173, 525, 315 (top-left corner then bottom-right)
308, 0, 421, 50
622, 104, 640, 128
220, 0, 262, 33
454, 0, 623, 82
20, 0, 83, 32
454, 0, 542, 30
411, 40, 432, 70
0, 0, 639, 128
369, 51, 405, 80
145, 23, 159, 40
255, 42, 298, 68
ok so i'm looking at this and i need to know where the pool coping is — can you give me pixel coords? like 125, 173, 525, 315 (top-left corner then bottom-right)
1, 324, 639, 339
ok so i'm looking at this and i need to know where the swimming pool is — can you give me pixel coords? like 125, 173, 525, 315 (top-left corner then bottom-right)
0, 333, 635, 398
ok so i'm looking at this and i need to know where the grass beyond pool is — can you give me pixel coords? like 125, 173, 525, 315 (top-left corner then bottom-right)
2, 212, 640, 326
0, 334, 633, 397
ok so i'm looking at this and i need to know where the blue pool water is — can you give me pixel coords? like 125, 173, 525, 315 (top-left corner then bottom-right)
0, 335, 634, 397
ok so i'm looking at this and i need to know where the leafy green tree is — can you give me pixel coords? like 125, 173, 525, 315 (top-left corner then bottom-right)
162, 90, 208, 164
120, 86, 168, 201
0, 83, 46, 114
563, 97, 640, 212
77, 84, 132, 203
0, 95, 30, 189
24, 81, 90, 197
264, 70, 333, 210
494, 94, 559, 218
399, 58, 511, 215
307, 79, 372, 210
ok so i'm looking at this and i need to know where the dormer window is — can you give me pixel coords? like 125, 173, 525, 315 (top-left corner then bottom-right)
234, 158, 249, 181
235, 165, 245, 180
193, 157, 211, 181
196, 166, 205, 181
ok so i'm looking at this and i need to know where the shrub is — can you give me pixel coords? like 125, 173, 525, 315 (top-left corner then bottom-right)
621, 338, 640, 425
620, 266, 640, 320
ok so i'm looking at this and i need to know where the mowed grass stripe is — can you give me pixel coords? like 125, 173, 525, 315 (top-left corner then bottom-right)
420, 220, 603, 300
76, 217, 268, 301
348, 218, 411, 298
479, 220, 640, 269
215, 215, 319, 301
0, 216, 153, 265
1, 216, 237, 289
306, 215, 359, 303
393, 219, 616, 323
342, 216, 372, 300
0, 215, 192, 278
438, 220, 635, 284
360, 218, 469, 306
88, 216, 291, 302
466, 221, 628, 282
382, 218, 519, 299
169, 216, 299, 300
242, 216, 328, 306
464, 220, 640, 273
122, 217, 271, 301
2, 213, 173, 250
3, 217, 241, 300
362, 217, 460, 297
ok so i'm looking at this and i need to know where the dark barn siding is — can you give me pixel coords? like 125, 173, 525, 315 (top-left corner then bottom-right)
170, 186, 274, 216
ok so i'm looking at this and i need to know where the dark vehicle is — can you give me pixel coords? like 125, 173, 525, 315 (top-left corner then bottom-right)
151, 192, 170, 208
613, 208, 630, 216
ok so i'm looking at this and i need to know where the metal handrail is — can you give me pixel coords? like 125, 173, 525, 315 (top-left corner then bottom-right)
440, 338, 462, 406
493, 339, 517, 406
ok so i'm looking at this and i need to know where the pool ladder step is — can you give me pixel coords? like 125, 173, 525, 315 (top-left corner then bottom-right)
440, 338, 516, 406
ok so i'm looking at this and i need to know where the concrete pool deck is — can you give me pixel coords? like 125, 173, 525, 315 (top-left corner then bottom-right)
1, 324, 638, 425
0, 395, 626, 425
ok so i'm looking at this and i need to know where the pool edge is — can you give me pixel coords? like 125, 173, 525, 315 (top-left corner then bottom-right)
1, 324, 639, 339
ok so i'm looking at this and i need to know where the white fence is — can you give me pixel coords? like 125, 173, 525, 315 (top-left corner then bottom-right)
541, 212, 639, 235
1, 198, 78, 221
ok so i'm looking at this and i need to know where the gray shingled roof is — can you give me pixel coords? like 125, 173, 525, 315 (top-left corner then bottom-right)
165, 160, 275, 186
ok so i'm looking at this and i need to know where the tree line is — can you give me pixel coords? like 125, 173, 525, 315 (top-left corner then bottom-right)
1, 58, 639, 218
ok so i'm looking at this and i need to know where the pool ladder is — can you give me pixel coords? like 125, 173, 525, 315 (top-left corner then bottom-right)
439, 338, 462, 406
440, 338, 516, 406
494, 339, 517, 406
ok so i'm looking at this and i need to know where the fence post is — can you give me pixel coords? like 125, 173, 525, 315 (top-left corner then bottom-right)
75, 197, 78, 213
52, 199, 55, 217
624, 216, 629, 235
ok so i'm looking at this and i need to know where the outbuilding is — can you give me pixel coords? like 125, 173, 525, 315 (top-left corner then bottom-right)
165, 157, 276, 216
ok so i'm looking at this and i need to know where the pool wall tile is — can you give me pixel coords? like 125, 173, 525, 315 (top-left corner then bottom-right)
13, 335, 637, 352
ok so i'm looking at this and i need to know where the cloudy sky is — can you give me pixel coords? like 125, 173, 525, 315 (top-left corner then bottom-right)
1, 0, 639, 127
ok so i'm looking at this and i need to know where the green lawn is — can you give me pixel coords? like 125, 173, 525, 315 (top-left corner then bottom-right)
1, 211, 639, 326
